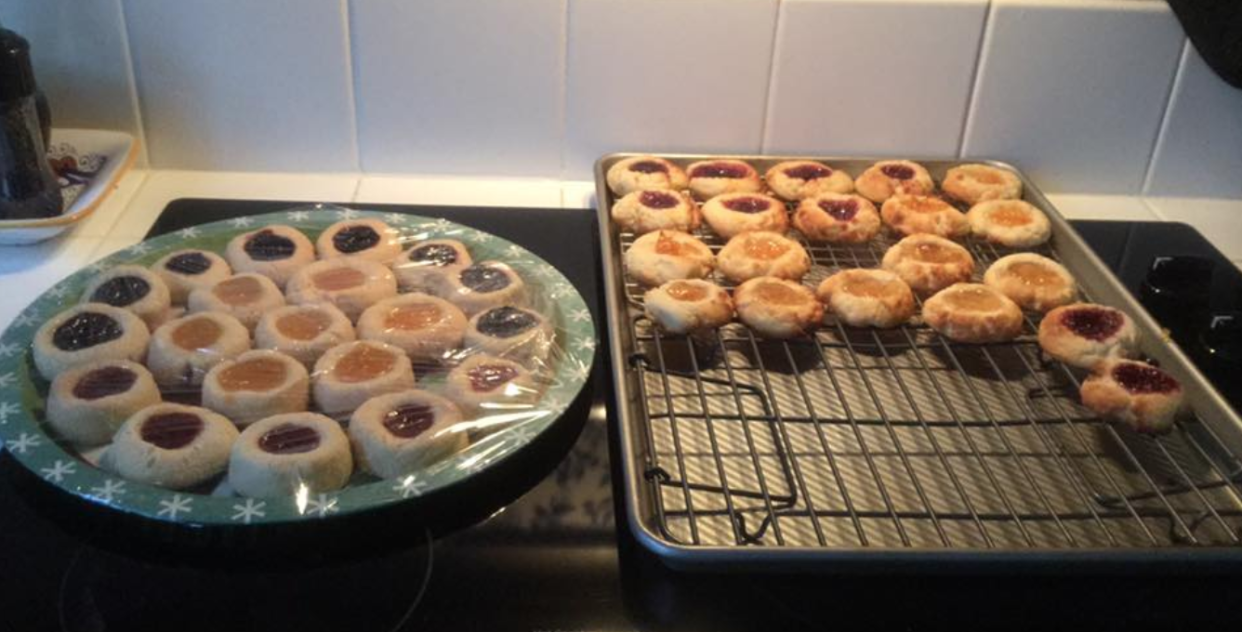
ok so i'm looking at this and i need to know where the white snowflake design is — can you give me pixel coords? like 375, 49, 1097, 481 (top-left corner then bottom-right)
335, 208, 359, 220
535, 266, 560, 279
549, 283, 575, 299
177, 226, 200, 239
6, 432, 41, 454
126, 242, 151, 257
507, 425, 536, 446
569, 308, 592, 323
576, 337, 597, 352
384, 213, 408, 225
157, 494, 193, 520
286, 210, 311, 222
0, 372, 15, 388
12, 312, 39, 329
232, 498, 267, 523
471, 230, 493, 243
46, 284, 70, 299
228, 217, 254, 228
83, 261, 108, 275
0, 401, 19, 424
504, 245, 525, 258
432, 218, 452, 233
304, 493, 339, 518
0, 343, 19, 358
392, 475, 428, 499
569, 362, 591, 381
540, 395, 566, 412
89, 479, 127, 503
40, 459, 76, 483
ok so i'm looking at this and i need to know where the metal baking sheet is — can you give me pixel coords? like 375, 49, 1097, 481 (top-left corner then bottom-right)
596, 153, 1242, 571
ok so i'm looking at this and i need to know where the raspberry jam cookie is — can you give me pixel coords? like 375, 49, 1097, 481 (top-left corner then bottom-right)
623, 230, 715, 287
643, 279, 734, 335
1038, 303, 1138, 370
46, 360, 161, 446
733, 277, 823, 339
33, 304, 151, 381
716, 231, 810, 283
152, 249, 232, 305
228, 412, 353, 498
317, 218, 403, 263
765, 161, 854, 201
686, 160, 763, 200
923, 283, 1024, 343
611, 189, 700, 235
444, 354, 538, 418
349, 390, 468, 478
942, 164, 1022, 205
103, 403, 239, 490
793, 193, 881, 243
701, 193, 788, 239
147, 311, 252, 387
880, 234, 975, 295
1080, 359, 1183, 434
188, 273, 286, 330
816, 269, 916, 329
80, 264, 172, 331
436, 261, 527, 317
966, 200, 1051, 248
394, 239, 472, 294
224, 225, 316, 288
854, 160, 934, 203
881, 195, 969, 239
463, 306, 554, 366
606, 156, 688, 196
983, 253, 1076, 312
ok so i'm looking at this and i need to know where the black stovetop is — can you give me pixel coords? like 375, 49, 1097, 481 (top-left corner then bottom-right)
2, 205, 1241, 632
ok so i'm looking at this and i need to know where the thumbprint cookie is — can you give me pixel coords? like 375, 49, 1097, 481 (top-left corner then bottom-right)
1038, 303, 1137, 370
152, 249, 232, 305
228, 412, 353, 498
854, 160, 934, 203
349, 390, 469, 479
254, 303, 356, 370
606, 156, 689, 196
733, 277, 823, 339
966, 199, 1051, 248
816, 269, 916, 329
80, 265, 172, 331
611, 189, 700, 235
623, 230, 715, 287
46, 360, 162, 446
103, 403, 239, 490
701, 193, 788, 239
313, 341, 417, 419
765, 161, 854, 201
1080, 359, 1183, 434
435, 261, 527, 317
224, 225, 316, 288
923, 283, 1024, 343
147, 311, 252, 387
33, 304, 151, 381
444, 354, 538, 419
286, 258, 399, 322
983, 253, 1076, 312
188, 273, 286, 330
686, 159, 763, 201
201, 350, 310, 427
793, 193, 881, 243
643, 279, 734, 335
881, 194, 969, 239
463, 306, 554, 366
394, 239, 472, 294
357, 293, 468, 365
317, 218, 404, 263
716, 231, 810, 283
942, 164, 1023, 205
880, 234, 975, 295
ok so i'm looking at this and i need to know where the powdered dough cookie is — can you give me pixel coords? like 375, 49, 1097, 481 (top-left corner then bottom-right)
147, 311, 251, 387
1038, 303, 1138, 370
435, 261, 526, 317
765, 161, 854, 201
312, 340, 416, 419
983, 253, 1076, 312
80, 264, 172, 330
816, 269, 916, 329
923, 283, 1024, 343
224, 225, 316, 288
881, 195, 969, 239
966, 200, 1051, 248
854, 160, 935, 203
611, 189, 701, 235
228, 412, 353, 498
463, 306, 555, 366
188, 273, 286, 330
357, 293, 468, 365
102, 403, 238, 490
686, 160, 763, 200
393, 239, 472, 294
349, 390, 469, 478
733, 277, 823, 339
700, 193, 789, 239
793, 193, 881, 243
443, 354, 539, 419
643, 279, 734, 335
606, 156, 689, 196
33, 304, 150, 381
254, 303, 355, 370
316, 218, 403, 263
152, 249, 232, 305
942, 164, 1023, 205
286, 258, 398, 321
716, 231, 810, 283
46, 360, 161, 446
202, 349, 309, 427
881, 234, 975, 295
623, 230, 715, 287
1080, 359, 1184, 434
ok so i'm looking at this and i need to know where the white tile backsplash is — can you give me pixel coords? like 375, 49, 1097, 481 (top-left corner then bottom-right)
764, 0, 987, 159
1144, 197, 1242, 260
962, 0, 1184, 194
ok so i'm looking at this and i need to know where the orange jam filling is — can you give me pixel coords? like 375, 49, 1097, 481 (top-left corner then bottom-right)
666, 281, 708, 302
312, 267, 366, 292
218, 357, 287, 391
963, 167, 1004, 185
754, 282, 806, 306
1008, 261, 1060, 287
384, 304, 444, 331
334, 345, 395, 383
276, 310, 332, 341
654, 232, 691, 256
911, 242, 960, 264
742, 235, 789, 260
172, 317, 222, 351
990, 205, 1032, 227
904, 196, 949, 214
214, 276, 263, 306
944, 287, 1003, 311
842, 275, 892, 298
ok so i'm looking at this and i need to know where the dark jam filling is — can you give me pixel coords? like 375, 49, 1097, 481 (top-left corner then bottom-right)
628, 160, 668, 175
409, 244, 458, 266
72, 366, 138, 400
332, 225, 380, 253
90, 276, 151, 307
476, 306, 538, 339
258, 423, 320, 454
880, 164, 915, 180
382, 404, 435, 439
141, 412, 204, 450
243, 229, 297, 261
52, 312, 123, 351
460, 265, 511, 293
690, 163, 749, 179
722, 197, 771, 214
818, 198, 859, 221
1112, 363, 1180, 395
165, 252, 212, 275
639, 190, 679, 209
784, 164, 832, 181
468, 364, 520, 393
1062, 308, 1124, 342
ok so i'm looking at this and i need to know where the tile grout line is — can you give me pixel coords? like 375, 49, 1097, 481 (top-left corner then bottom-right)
1139, 37, 1189, 196
1141, 197, 1171, 222
114, 0, 150, 167
758, 0, 785, 154
557, 0, 571, 182
954, 0, 994, 159
340, 0, 363, 173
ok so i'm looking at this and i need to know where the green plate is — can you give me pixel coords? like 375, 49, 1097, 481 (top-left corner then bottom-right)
0, 208, 596, 525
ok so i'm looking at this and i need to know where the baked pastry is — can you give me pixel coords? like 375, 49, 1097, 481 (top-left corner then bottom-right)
983, 253, 1076, 312
187, 273, 286, 330
463, 306, 554, 366
285, 258, 398, 321
228, 412, 353, 498
700, 193, 788, 239
201, 350, 310, 427
348, 390, 469, 479
716, 231, 810, 283
922, 283, 1024, 343
1080, 359, 1184, 434
816, 269, 916, 329
102, 403, 239, 490
854, 160, 934, 203
33, 304, 150, 381
733, 277, 823, 339
643, 279, 734, 335
147, 311, 252, 387
942, 164, 1023, 205
623, 230, 714, 287
686, 160, 763, 200
611, 189, 701, 235
46, 360, 161, 446
316, 218, 403, 263
880, 195, 969, 239
793, 193, 881, 243
357, 293, 468, 365
1038, 303, 1138, 369
393, 239, 472, 294
435, 261, 526, 316
151, 249, 232, 305
312, 340, 416, 418
254, 303, 356, 369
224, 225, 316, 288
764, 161, 854, 201
880, 234, 975, 295
80, 264, 172, 330
966, 199, 1051, 248
605, 156, 689, 196
443, 354, 539, 418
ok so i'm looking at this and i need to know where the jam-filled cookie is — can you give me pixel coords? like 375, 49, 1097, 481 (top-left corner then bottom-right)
46, 360, 161, 446
147, 311, 252, 387
228, 412, 353, 498
764, 161, 854, 201
733, 277, 823, 339
312, 340, 416, 418
922, 283, 1024, 343
942, 164, 1023, 205
349, 390, 469, 478
880, 234, 975, 295
793, 193, 881, 243
1080, 359, 1183, 434
316, 218, 403, 263
700, 193, 788, 239
881, 194, 969, 239
80, 265, 172, 330
224, 225, 316, 288
435, 261, 526, 317
1038, 303, 1138, 369
393, 239, 472, 294
152, 249, 232, 305
716, 231, 810, 283
966, 199, 1051, 248
254, 303, 356, 369
103, 403, 239, 490
643, 279, 734, 335
357, 293, 468, 365
202, 349, 310, 427
686, 159, 763, 200
463, 306, 554, 366
623, 230, 715, 287
444, 354, 538, 419
611, 189, 700, 235
983, 253, 1076, 312
854, 160, 934, 203
33, 304, 151, 381
816, 269, 916, 329
188, 273, 286, 330
285, 258, 398, 321
606, 156, 689, 196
